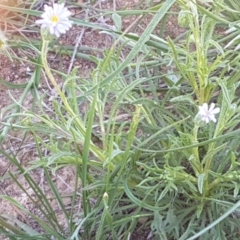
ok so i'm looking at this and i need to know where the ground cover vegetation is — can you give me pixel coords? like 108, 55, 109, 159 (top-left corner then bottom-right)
1, 0, 240, 239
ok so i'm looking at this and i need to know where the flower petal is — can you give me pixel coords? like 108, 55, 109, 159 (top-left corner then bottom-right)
202, 103, 208, 111
209, 103, 215, 111
212, 107, 220, 114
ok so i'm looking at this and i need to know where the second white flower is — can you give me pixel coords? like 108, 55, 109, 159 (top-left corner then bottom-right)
198, 103, 220, 124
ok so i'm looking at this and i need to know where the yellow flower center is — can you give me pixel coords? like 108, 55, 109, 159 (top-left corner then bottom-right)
0, 40, 6, 49
51, 15, 59, 23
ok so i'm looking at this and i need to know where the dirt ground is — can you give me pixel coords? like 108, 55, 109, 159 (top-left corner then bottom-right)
0, 1, 184, 239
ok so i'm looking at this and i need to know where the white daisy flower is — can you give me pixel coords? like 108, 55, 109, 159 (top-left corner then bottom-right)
36, 3, 73, 38
198, 103, 220, 124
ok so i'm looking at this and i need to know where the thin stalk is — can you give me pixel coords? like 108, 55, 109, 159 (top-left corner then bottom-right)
192, 125, 200, 164
41, 39, 106, 162
203, 142, 216, 172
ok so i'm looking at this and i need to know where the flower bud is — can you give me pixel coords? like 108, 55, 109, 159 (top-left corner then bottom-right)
103, 192, 109, 208
178, 10, 192, 28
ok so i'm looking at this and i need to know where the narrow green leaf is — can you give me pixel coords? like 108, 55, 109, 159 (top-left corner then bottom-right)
112, 13, 122, 30
86, 0, 176, 93
187, 201, 240, 240
197, 173, 206, 194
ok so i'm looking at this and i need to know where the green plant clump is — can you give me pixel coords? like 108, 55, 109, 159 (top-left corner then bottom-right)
1, 0, 240, 239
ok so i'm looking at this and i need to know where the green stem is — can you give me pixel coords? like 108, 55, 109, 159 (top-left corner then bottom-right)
192, 126, 200, 162
41, 39, 107, 163
189, 125, 202, 174
203, 142, 216, 172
